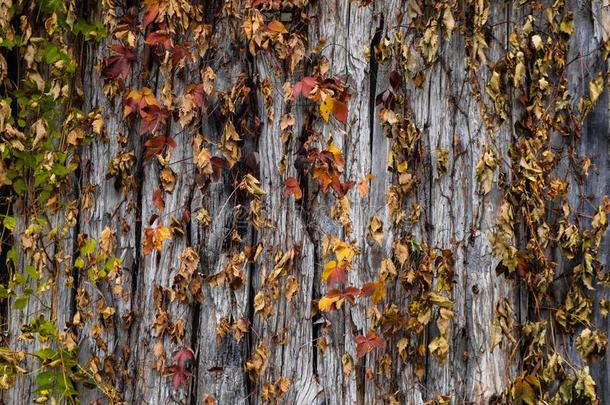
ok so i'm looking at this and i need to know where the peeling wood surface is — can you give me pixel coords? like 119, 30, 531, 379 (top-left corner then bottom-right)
2, 0, 609, 404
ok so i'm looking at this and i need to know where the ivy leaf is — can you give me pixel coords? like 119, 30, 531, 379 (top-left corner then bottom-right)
355, 330, 386, 358
144, 135, 176, 158
575, 367, 597, 400
145, 30, 173, 52
318, 287, 359, 312
143, 226, 172, 255
142, 0, 160, 28
123, 88, 169, 135
153, 186, 165, 211
123, 87, 159, 117
322, 261, 347, 286
101, 45, 135, 82
293, 76, 317, 98
360, 280, 385, 304
167, 347, 196, 390
265, 20, 288, 35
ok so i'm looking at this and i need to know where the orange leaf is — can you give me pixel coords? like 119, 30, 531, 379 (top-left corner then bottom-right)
283, 177, 302, 200
360, 280, 385, 304
142, 0, 160, 28
357, 174, 375, 198
143, 226, 172, 255
322, 261, 347, 286
153, 186, 165, 211
266, 20, 288, 34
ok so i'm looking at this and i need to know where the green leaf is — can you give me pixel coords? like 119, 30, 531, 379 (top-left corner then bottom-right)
12, 178, 25, 194
14, 296, 28, 309
3, 216, 16, 231
25, 265, 40, 280
35, 371, 57, 390
80, 238, 95, 256
35, 348, 57, 361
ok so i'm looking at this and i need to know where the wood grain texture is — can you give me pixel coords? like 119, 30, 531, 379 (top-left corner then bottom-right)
1, 0, 608, 404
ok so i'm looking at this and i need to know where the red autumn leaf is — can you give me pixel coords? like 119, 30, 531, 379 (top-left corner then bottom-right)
359, 280, 385, 304
171, 43, 194, 66
330, 179, 354, 198
167, 347, 196, 390
101, 45, 135, 82
322, 261, 347, 286
355, 330, 386, 358
145, 30, 173, 51
359, 282, 376, 298
210, 157, 226, 182
142, 0, 160, 28
144, 135, 177, 158
318, 287, 359, 312
283, 177, 302, 200
331, 99, 348, 123
293, 76, 317, 98
123, 88, 169, 135
143, 228, 156, 255
139, 105, 170, 135
153, 186, 165, 211
182, 209, 191, 223
189, 84, 206, 109
123, 87, 159, 117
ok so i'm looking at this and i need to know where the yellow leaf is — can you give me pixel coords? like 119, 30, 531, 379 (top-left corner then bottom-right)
318, 295, 339, 312
334, 240, 355, 263
319, 96, 334, 122
322, 261, 338, 282
589, 73, 604, 105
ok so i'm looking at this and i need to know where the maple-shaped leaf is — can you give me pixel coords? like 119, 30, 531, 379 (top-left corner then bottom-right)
139, 105, 170, 135
323, 145, 344, 168
101, 45, 136, 82
318, 294, 340, 312
330, 179, 355, 198
167, 347, 196, 390
355, 330, 386, 358
333, 240, 356, 263
357, 173, 375, 198
283, 177, 302, 200
188, 83, 206, 110
293, 76, 317, 98
322, 260, 347, 286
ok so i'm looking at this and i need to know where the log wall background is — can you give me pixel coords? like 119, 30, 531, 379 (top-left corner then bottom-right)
1, 0, 609, 404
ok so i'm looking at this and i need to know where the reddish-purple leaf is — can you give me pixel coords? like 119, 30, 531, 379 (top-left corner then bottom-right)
167, 347, 196, 390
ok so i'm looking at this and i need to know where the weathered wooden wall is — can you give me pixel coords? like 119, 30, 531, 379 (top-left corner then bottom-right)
2, 0, 609, 404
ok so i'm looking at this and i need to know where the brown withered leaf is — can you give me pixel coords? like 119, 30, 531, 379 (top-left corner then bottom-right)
245, 343, 269, 380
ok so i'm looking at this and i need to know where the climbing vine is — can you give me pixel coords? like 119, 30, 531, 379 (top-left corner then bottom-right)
0, 0, 608, 404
